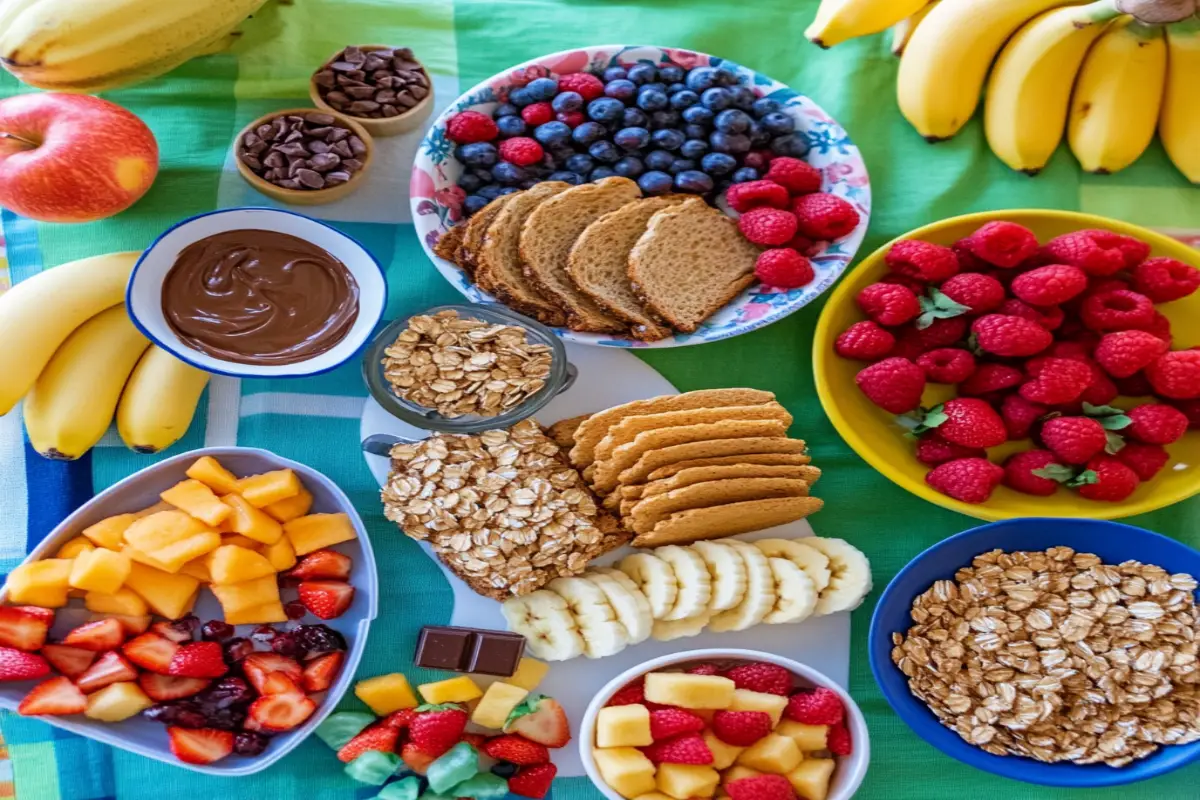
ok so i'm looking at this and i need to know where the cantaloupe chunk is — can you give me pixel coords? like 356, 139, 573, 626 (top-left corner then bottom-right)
160, 479, 231, 527
224, 601, 288, 625
284, 513, 357, 555
68, 548, 131, 594
56, 537, 96, 559
85, 587, 148, 616
123, 511, 211, 553
82, 514, 137, 549
185, 456, 241, 495
86, 681, 153, 722
132, 501, 174, 518
121, 545, 173, 572
261, 536, 297, 572
221, 494, 283, 544
210, 574, 280, 615
149, 532, 222, 573
221, 534, 262, 549
5, 559, 73, 608
237, 469, 302, 508
179, 557, 211, 583
207, 545, 275, 585
264, 488, 313, 523
97, 613, 151, 635
123, 562, 200, 619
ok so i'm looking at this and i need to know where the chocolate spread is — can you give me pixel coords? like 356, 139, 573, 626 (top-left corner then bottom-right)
161, 230, 360, 366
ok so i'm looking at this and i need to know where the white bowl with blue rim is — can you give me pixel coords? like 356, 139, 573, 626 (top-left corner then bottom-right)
127, 208, 387, 378
410, 44, 872, 349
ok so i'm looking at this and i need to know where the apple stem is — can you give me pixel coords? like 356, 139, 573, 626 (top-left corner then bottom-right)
0, 132, 37, 149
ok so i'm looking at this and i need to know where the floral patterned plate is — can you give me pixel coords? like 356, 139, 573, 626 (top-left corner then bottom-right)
411, 44, 872, 348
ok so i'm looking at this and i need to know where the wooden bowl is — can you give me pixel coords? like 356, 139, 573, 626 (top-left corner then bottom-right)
309, 45, 434, 137
232, 108, 374, 206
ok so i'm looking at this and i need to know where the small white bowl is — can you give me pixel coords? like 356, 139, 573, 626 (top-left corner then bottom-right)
127, 207, 387, 379
580, 649, 870, 800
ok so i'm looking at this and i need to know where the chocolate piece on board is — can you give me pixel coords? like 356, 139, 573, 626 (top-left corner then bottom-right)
415, 625, 526, 676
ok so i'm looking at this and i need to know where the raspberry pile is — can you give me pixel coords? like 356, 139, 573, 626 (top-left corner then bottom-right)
836, 221, 1200, 505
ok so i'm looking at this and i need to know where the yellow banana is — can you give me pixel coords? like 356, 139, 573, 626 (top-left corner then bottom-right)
984, 1, 1120, 174
0, 0, 267, 92
897, 0, 1078, 141
1069, 17, 1168, 174
0, 252, 139, 415
891, 2, 940, 57
117, 346, 210, 454
1161, 18, 1200, 183
807, 0, 931, 47
23, 306, 150, 460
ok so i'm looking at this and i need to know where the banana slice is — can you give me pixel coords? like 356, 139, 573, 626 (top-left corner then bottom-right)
547, 576, 629, 659
501, 590, 586, 661
755, 538, 832, 593
651, 612, 712, 642
587, 568, 653, 645
804, 537, 874, 616
690, 539, 748, 613
654, 545, 713, 621
762, 557, 818, 624
708, 540, 777, 633
618, 553, 679, 620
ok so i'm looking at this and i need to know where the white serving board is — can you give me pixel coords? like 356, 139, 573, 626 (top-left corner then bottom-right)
360, 343, 850, 777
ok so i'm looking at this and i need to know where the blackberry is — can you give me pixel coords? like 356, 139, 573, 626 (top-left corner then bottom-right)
637, 170, 674, 195
648, 110, 680, 130
614, 127, 650, 151
684, 123, 709, 141
679, 139, 709, 159
636, 88, 669, 112
204, 706, 248, 731
465, 195, 490, 215
627, 64, 658, 85
669, 90, 700, 110
588, 140, 621, 163
284, 601, 307, 621
494, 102, 520, 118
645, 150, 675, 171
458, 142, 497, 167
622, 108, 650, 128
700, 152, 737, 175
667, 158, 696, 175
714, 109, 751, 134
731, 87, 757, 110
143, 703, 177, 724
222, 637, 254, 663
700, 87, 732, 111
613, 156, 644, 178
685, 67, 720, 92
674, 170, 714, 194
293, 624, 347, 659
271, 631, 302, 658
771, 133, 810, 158
548, 170, 584, 185
651, 129, 685, 151
710, 131, 751, 154
565, 153, 596, 174
234, 732, 269, 757
572, 121, 607, 146
551, 91, 583, 113
525, 77, 559, 101
201, 621, 235, 642
604, 79, 636, 102
589, 166, 618, 181
533, 121, 571, 147
602, 66, 628, 81
760, 112, 795, 136
586, 97, 625, 123
732, 167, 761, 183
681, 105, 714, 125
659, 64, 686, 83
752, 97, 782, 117
201, 677, 255, 709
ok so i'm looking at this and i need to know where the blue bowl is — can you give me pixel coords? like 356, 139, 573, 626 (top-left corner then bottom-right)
869, 517, 1200, 788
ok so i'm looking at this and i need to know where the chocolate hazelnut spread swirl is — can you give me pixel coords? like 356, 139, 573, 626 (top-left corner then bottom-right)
162, 230, 360, 366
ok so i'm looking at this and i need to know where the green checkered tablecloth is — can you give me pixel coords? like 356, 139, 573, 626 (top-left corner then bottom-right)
1, 1, 1199, 798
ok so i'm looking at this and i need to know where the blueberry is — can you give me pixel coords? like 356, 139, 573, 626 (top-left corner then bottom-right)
670, 90, 700, 110
533, 121, 572, 148
622, 108, 650, 129
638, 170, 674, 195
748, 121, 771, 147
710, 131, 752, 154
752, 97, 781, 117
667, 82, 688, 95
508, 87, 534, 107
603, 66, 628, 81
684, 123, 710, 141
477, 185, 503, 200
526, 77, 559, 101
649, 110, 681, 130
761, 112, 796, 137
771, 132, 811, 158
604, 79, 637, 102
659, 64, 686, 83
549, 143, 576, 161
552, 91, 584, 113
492, 762, 519, 779
458, 141, 498, 168
682, 105, 714, 125
668, 158, 696, 175
674, 170, 714, 193
714, 109, 751, 134
613, 156, 645, 178
645, 150, 675, 171
701, 87, 733, 111
565, 153, 596, 174
587, 97, 625, 123
700, 152, 737, 175
636, 88, 669, 112
548, 170, 585, 185
685, 67, 720, 92
472, 167, 493, 182
572, 121, 608, 145
589, 139, 621, 163
732, 167, 760, 183
731, 87, 757, 110
458, 173, 484, 193
495, 115, 527, 138
680, 139, 709, 159
614, 126, 650, 151
716, 69, 740, 86
465, 194, 490, 215
493, 161, 528, 185
495, 102, 520, 118
590, 165, 618, 181
498, 186, 520, 195
650, 128, 686, 151
519, 179, 539, 189
627, 64, 658, 85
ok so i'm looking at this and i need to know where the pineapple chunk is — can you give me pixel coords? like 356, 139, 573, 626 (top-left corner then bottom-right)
776, 720, 828, 752
68, 548, 132, 594
123, 510, 211, 553
704, 731, 745, 770
84, 587, 148, 617
644, 673, 735, 709
237, 469, 302, 507
656, 764, 719, 800
209, 574, 280, 615
419, 675, 482, 705
178, 557, 211, 583
221, 534, 262, 549
787, 758, 836, 800
736, 733, 801, 774
224, 601, 287, 625
123, 562, 200, 619
597, 704, 653, 748
133, 502, 174, 518
185, 456, 241, 495
355, 673, 418, 716
729, 689, 789, 726
148, 532, 221, 573
721, 766, 762, 786
56, 537, 96, 559
284, 513, 357, 555
471, 682, 528, 729
593, 748, 657, 799
160, 479, 231, 527
264, 488, 313, 523
504, 657, 549, 691
207, 545, 275, 585
221, 494, 283, 545
5, 559, 73, 607
85, 681, 153, 722
81, 514, 137, 549
261, 536, 296, 572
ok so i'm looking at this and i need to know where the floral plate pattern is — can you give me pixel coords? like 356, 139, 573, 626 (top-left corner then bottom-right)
411, 44, 872, 348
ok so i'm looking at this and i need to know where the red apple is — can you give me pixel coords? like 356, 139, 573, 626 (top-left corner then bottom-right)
0, 93, 158, 223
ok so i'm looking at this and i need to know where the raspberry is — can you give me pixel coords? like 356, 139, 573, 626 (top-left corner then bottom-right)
855, 283, 920, 326
952, 239, 991, 273
520, 102, 554, 126
925, 397, 1008, 448
1001, 393, 1048, 439
785, 687, 844, 725
1172, 398, 1200, 428
710, 711, 773, 747
915, 433, 985, 466
880, 272, 928, 295
971, 314, 1053, 357
1125, 403, 1188, 444
1010, 264, 1088, 307
446, 110, 499, 143
786, 233, 816, 254
1132, 257, 1200, 303
1137, 310, 1173, 345
754, 248, 814, 289
855, 358, 926, 413
925, 457, 1005, 503
1019, 357, 1093, 405
1116, 442, 1170, 480
1047, 340, 1094, 362
1114, 372, 1155, 397
1074, 455, 1140, 502
649, 708, 707, 741
725, 180, 791, 213
727, 775, 797, 800
556, 110, 585, 127
640, 732, 713, 765
1094, 330, 1170, 378
962, 221, 1039, 268
1004, 449, 1071, 496
1040, 416, 1107, 464
892, 316, 969, 359
835, 320, 895, 361
497, 137, 544, 166
960, 363, 1025, 397
557, 72, 604, 100
723, 662, 793, 696
998, 298, 1064, 331
939, 273, 1005, 314
1079, 366, 1119, 408
763, 156, 822, 195
1146, 350, 1200, 399
792, 193, 860, 240
827, 722, 853, 756
885, 240, 959, 283
738, 207, 797, 246
1080, 289, 1156, 332
1042, 231, 1129, 276
916, 348, 976, 383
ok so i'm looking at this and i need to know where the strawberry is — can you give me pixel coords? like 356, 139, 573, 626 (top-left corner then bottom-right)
505, 694, 570, 748
1073, 455, 1140, 502
399, 741, 436, 774
854, 357, 926, 414
138, 673, 210, 702
1000, 394, 1048, 440
409, 703, 469, 756
75, 651, 138, 693
338, 724, 399, 763
1125, 403, 1189, 445
508, 762, 557, 799
686, 663, 721, 676
921, 398, 1007, 449
727, 774, 797, 800
62, 618, 124, 652
122, 633, 178, 674
261, 671, 303, 695
243, 652, 303, 694
649, 708, 707, 740
168, 642, 227, 679
1040, 416, 1109, 465
641, 732, 714, 765
915, 433, 984, 466
1116, 442, 1171, 480
1003, 450, 1072, 497
40, 644, 96, 679
925, 457, 1005, 503
103, 614, 151, 636
298, 580, 354, 620
462, 732, 487, 749
150, 620, 194, 644
827, 721, 853, 756
17, 676, 86, 716
0, 606, 53, 651
723, 662, 792, 696
168, 727, 234, 765
287, 549, 352, 581
0, 647, 50, 681
606, 679, 646, 706
383, 707, 417, 730
483, 734, 551, 765
301, 651, 344, 693
711, 710, 773, 746
246, 692, 316, 732
786, 686, 845, 725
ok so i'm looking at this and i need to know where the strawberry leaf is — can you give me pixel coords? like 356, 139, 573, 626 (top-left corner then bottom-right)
1031, 463, 1076, 483
505, 693, 545, 726
415, 703, 465, 713
967, 332, 983, 356
928, 287, 972, 314
915, 290, 970, 330
1104, 431, 1126, 454
909, 405, 948, 437
1083, 402, 1132, 430
1068, 469, 1100, 488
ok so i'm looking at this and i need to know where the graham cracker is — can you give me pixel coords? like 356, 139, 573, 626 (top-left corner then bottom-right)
631, 496, 825, 548
640, 464, 822, 500
617, 437, 809, 489
545, 414, 591, 451
645, 452, 813, 482
628, 478, 812, 535
592, 403, 793, 464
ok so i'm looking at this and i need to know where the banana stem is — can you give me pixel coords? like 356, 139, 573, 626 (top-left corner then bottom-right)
0, 132, 37, 149
1168, 14, 1200, 33
1116, 0, 1197, 24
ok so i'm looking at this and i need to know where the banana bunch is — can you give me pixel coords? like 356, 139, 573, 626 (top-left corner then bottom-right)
805, 0, 1200, 182
0, 0, 268, 92
501, 536, 872, 661
0, 252, 210, 460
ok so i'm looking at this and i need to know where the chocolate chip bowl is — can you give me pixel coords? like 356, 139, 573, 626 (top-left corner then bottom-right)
308, 44, 434, 137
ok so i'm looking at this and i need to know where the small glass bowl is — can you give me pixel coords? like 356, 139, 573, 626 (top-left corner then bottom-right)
362, 303, 576, 433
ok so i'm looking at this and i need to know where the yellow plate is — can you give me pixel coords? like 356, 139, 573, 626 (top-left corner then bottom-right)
813, 209, 1200, 522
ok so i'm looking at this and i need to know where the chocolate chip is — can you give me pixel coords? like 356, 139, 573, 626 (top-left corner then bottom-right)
348, 136, 367, 156
331, 140, 353, 158
284, 130, 305, 143
277, 179, 302, 190
246, 140, 268, 156
396, 47, 415, 60
243, 132, 261, 148
346, 85, 376, 100
264, 168, 285, 182
308, 140, 331, 155
314, 70, 336, 89
305, 112, 336, 126
326, 128, 350, 143
240, 152, 262, 171
380, 105, 399, 117
275, 142, 310, 158
395, 90, 417, 108
363, 55, 389, 72
325, 91, 349, 106
309, 153, 342, 172
256, 124, 273, 139
238, 110, 367, 192
324, 171, 351, 186
307, 126, 334, 138
394, 60, 422, 72
262, 151, 286, 169
374, 90, 396, 104
314, 45, 429, 119
331, 60, 357, 72
409, 84, 428, 101
342, 158, 364, 173
395, 70, 421, 83
295, 169, 326, 189
343, 46, 365, 64
347, 100, 380, 115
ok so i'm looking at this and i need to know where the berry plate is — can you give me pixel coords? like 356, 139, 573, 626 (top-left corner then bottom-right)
411, 44, 871, 348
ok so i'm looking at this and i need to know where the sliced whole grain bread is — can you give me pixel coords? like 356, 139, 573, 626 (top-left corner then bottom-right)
618, 436, 810, 488
568, 196, 688, 341
476, 182, 571, 326
645, 452, 813, 482
593, 403, 793, 465
520, 177, 641, 333
631, 496, 825, 548
629, 477, 812, 535
433, 222, 466, 266
458, 192, 519, 279
629, 198, 762, 332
